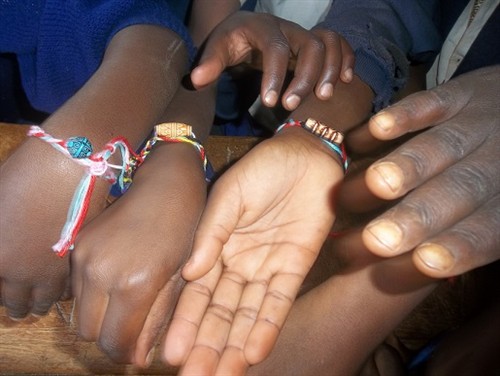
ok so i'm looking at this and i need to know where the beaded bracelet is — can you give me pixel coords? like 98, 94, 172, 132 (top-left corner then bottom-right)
275, 118, 349, 171
28, 122, 206, 257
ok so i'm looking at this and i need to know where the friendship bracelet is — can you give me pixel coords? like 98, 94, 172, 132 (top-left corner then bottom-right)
129, 122, 208, 182
275, 118, 349, 171
28, 122, 207, 257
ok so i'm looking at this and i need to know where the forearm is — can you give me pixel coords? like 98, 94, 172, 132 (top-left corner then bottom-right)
41, 24, 189, 149
250, 254, 438, 375
157, 84, 217, 143
290, 75, 374, 133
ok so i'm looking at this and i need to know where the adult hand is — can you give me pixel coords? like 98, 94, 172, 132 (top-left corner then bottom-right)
190, 11, 354, 111
72, 144, 206, 367
351, 66, 500, 279
163, 127, 344, 374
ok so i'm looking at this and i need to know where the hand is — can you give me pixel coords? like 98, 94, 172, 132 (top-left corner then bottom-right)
72, 144, 206, 367
190, 11, 354, 111
348, 66, 500, 278
0, 138, 109, 319
162, 127, 344, 374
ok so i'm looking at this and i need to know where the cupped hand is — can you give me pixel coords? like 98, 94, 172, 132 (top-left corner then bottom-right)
72, 144, 206, 367
190, 11, 354, 111
162, 127, 344, 375
358, 66, 500, 278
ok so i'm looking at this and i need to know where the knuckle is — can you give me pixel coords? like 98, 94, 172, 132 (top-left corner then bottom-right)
444, 160, 497, 199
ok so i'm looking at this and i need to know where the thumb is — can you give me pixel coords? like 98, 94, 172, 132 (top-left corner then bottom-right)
190, 36, 234, 89
182, 182, 241, 280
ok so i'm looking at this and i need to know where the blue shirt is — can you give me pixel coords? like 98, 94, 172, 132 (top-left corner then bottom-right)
0, 0, 194, 114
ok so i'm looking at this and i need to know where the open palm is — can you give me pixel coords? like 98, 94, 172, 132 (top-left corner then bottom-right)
163, 128, 344, 375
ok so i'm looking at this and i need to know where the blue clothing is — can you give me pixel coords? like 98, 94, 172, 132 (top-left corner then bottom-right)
320, 0, 442, 111
0, 0, 194, 115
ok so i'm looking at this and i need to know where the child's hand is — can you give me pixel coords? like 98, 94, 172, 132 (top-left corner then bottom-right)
162, 128, 344, 374
72, 144, 206, 368
0, 139, 108, 319
190, 11, 354, 111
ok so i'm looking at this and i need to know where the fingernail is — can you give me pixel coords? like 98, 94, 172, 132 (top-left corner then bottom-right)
372, 162, 403, 193
343, 68, 353, 82
416, 244, 454, 271
285, 94, 301, 110
264, 90, 278, 106
372, 112, 395, 132
365, 220, 403, 253
319, 83, 333, 98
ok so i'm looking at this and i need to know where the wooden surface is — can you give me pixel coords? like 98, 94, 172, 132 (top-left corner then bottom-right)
0, 123, 261, 375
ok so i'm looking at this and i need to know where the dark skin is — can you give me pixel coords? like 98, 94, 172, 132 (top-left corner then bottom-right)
189, 10, 355, 111
0, 25, 188, 320
72, 84, 215, 368
342, 65, 500, 278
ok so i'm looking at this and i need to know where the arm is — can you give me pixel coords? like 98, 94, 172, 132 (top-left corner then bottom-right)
0, 24, 188, 319
162, 75, 374, 374
319, 0, 441, 110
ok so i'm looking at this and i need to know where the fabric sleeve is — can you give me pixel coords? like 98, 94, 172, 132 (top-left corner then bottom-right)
10, 0, 194, 114
318, 0, 442, 110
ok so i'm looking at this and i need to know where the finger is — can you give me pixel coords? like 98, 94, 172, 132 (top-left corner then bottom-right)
244, 271, 304, 364
31, 285, 63, 317
76, 281, 109, 342
368, 80, 472, 140
345, 121, 389, 155
413, 193, 500, 279
280, 29, 325, 110
339, 38, 355, 83
2, 282, 32, 320
216, 281, 267, 373
97, 289, 157, 364
339, 169, 389, 213
179, 345, 220, 376
216, 347, 250, 376
366, 118, 492, 200
163, 264, 222, 366
185, 270, 246, 368
363, 145, 500, 257
134, 274, 184, 368
182, 181, 241, 281
190, 45, 232, 89
259, 44, 292, 108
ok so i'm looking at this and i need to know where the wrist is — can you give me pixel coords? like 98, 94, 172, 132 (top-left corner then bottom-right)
275, 119, 349, 172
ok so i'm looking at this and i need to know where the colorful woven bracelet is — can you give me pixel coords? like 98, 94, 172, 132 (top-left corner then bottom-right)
275, 118, 349, 171
28, 122, 207, 257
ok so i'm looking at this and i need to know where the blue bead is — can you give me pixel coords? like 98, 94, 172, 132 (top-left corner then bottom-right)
67, 137, 93, 158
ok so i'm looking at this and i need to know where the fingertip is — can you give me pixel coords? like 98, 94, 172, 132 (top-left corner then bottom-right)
283, 94, 301, 111
414, 243, 456, 279
366, 162, 405, 199
162, 325, 190, 366
369, 111, 397, 139
341, 67, 353, 83
263, 90, 278, 107
363, 220, 404, 256
318, 82, 334, 99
